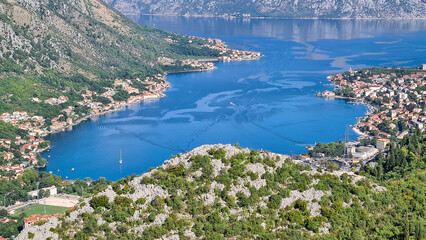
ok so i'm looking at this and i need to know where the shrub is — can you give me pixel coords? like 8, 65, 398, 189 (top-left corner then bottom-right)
294, 199, 308, 211
136, 197, 146, 205
91, 195, 110, 209
267, 194, 282, 209
114, 196, 133, 208
208, 147, 226, 159
148, 212, 157, 222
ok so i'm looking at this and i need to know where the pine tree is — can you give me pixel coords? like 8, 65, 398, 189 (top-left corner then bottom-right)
405, 211, 410, 240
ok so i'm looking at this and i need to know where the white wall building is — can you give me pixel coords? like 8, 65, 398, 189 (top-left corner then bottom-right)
28, 186, 57, 198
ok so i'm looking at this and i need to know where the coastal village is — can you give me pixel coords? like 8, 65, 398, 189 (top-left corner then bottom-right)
311, 65, 426, 169
0, 39, 261, 181
0, 39, 263, 234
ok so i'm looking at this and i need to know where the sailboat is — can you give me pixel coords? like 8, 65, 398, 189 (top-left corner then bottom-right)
119, 149, 123, 164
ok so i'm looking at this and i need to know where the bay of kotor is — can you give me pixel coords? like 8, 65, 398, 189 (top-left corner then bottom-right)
42, 18, 426, 180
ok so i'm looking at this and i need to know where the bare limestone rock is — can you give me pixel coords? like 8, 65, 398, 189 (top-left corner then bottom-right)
281, 188, 326, 215
245, 163, 266, 176
16, 217, 60, 240
17, 144, 386, 239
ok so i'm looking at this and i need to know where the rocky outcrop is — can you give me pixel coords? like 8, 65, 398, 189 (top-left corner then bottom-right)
105, 0, 426, 19
17, 144, 386, 239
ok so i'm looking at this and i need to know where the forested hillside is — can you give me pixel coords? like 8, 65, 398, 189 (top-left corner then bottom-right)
106, 0, 426, 19
17, 143, 426, 239
0, 0, 225, 139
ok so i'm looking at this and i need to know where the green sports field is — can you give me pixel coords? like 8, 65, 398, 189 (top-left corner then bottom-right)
13, 204, 69, 217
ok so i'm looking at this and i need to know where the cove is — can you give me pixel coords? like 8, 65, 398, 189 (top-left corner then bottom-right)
42, 18, 426, 180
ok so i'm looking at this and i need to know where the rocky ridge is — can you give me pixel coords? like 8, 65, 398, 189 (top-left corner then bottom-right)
105, 0, 426, 19
17, 144, 386, 239
0, 0, 225, 78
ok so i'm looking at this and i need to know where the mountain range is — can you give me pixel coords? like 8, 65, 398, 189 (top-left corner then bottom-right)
105, 0, 426, 19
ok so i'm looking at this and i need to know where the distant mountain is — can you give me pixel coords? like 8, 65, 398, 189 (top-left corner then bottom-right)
105, 0, 426, 19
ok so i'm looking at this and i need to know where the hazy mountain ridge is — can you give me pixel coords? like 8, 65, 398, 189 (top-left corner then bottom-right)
105, 0, 426, 19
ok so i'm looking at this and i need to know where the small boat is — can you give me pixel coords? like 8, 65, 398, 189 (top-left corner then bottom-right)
65, 176, 68, 179
71, 168, 75, 172
57, 169, 60, 173
49, 171, 53, 174
48, 155, 51, 158
119, 149, 123, 164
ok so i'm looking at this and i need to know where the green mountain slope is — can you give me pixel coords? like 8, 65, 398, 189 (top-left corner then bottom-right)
0, 0, 231, 139
0, 0, 220, 77
15, 142, 426, 239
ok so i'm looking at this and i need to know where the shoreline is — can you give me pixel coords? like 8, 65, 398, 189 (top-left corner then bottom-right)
316, 86, 378, 140
39, 56, 262, 146
129, 13, 426, 20
41, 56, 264, 137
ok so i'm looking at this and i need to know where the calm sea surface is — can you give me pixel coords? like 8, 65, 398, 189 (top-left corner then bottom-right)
42, 18, 426, 180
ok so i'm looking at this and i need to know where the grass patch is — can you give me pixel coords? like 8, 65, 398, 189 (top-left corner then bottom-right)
13, 204, 69, 217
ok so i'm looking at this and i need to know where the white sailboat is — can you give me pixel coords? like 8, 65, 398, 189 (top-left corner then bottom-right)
119, 149, 123, 164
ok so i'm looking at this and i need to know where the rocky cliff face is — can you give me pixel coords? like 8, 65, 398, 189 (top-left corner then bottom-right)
105, 0, 426, 19
0, 0, 218, 78
17, 144, 386, 239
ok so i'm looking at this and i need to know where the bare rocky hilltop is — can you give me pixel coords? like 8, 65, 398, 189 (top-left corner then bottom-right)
17, 144, 386, 239
105, 0, 426, 19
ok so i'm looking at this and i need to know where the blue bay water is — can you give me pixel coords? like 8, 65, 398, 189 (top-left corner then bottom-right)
42, 18, 426, 180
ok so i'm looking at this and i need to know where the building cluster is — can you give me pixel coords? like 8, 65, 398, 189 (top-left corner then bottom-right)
328, 68, 426, 139
44, 96, 69, 105
0, 217, 17, 224
0, 164, 24, 180
307, 67, 426, 169
0, 134, 44, 166
181, 59, 216, 70
205, 38, 262, 61
0, 113, 48, 168
77, 75, 169, 116
23, 214, 61, 228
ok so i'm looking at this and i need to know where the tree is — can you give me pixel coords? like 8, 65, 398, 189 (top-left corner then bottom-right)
22, 170, 38, 185
91, 195, 110, 209
38, 158, 47, 167
0, 208, 8, 217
